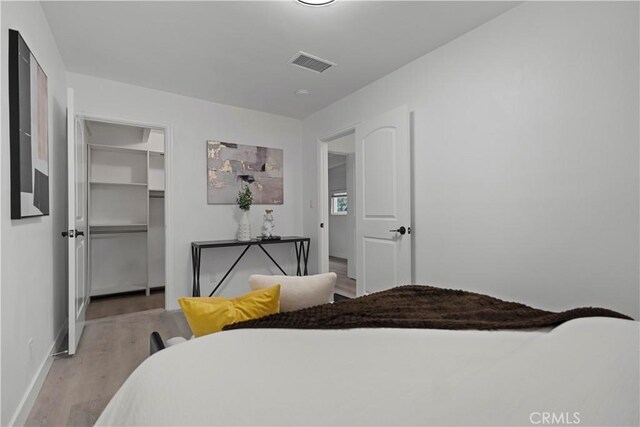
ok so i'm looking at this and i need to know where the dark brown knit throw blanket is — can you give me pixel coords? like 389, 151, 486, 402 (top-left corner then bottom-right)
224, 285, 632, 332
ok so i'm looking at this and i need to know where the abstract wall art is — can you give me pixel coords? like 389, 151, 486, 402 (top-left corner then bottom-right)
9, 29, 49, 219
207, 140, 283, 205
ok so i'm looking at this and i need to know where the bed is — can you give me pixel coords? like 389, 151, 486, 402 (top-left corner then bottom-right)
96, 313, 638, 426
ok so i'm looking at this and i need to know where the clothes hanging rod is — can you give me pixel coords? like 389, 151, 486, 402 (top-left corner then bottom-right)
91, 229, 148, 235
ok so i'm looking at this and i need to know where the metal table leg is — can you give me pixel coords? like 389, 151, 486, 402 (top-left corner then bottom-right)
191, 245, 201, 297
294, 242, 302, 276
302, 240, 310, 275
195, 247, 201, 297
258, 244, 287, 275
208, 245, 252, 297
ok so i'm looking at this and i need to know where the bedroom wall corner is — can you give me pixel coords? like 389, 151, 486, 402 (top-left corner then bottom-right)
0, 1, 69, 425
302, 1, 640, 319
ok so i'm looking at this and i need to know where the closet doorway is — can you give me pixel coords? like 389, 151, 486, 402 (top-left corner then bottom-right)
319, 130, 356, 299
82, 119, 167, 320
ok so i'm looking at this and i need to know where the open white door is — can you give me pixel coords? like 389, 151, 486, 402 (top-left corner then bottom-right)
66, 88, 88, 355
355, 106, 411, 295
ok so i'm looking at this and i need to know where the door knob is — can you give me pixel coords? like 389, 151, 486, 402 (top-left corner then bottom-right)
389, 226, 407, 235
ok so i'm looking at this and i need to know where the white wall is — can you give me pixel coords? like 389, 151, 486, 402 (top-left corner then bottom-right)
302, 2, 639, 318
1, 2, 68, 424
328, 162, 348, 259
68, 73, 303, 308
326, 133, 355, 155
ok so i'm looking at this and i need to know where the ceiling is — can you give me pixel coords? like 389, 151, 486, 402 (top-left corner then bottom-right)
42, 1, 519, 119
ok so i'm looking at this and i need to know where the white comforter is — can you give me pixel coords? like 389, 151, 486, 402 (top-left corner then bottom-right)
97, 317, 639, 426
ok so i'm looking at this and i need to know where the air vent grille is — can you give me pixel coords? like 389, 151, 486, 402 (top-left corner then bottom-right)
290, 51, 335, 73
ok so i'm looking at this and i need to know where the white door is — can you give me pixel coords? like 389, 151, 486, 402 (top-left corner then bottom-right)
66, 88, 88, 355
355, 106, 411, 295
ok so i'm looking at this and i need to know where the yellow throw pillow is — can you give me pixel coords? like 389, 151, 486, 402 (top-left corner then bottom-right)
178, 285, 280, 337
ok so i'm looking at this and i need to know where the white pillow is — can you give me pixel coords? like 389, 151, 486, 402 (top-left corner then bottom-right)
249, 273, 337, 312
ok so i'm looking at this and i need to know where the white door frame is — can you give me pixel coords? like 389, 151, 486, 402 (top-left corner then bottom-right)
76, 112, 174, 311
317, 125, 357, 276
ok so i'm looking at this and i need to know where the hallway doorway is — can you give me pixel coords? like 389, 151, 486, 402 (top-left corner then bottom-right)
320, 129, 357, 298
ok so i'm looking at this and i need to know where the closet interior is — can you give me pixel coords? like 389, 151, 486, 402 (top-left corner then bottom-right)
85, 120, 165, 300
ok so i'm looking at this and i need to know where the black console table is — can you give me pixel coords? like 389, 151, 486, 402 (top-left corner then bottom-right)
191, 236, 311, 297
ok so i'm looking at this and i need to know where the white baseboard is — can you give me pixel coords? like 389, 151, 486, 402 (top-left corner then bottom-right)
9, 325, 67, 427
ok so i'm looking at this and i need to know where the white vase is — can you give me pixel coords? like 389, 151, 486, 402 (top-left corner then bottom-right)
237, 209, 251, 241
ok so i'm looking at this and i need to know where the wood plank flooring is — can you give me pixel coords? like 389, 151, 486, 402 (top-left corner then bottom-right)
85, 289, 166, 320
331, 256, 356, 298
27, 267, 352, 426
25, 309, 190, 427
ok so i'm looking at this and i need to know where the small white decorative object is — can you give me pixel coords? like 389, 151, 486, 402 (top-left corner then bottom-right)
238, 209, 251, 241
262, 209, 275, 238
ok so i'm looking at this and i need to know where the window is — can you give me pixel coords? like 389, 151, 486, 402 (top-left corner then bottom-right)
331, 191, 348, 215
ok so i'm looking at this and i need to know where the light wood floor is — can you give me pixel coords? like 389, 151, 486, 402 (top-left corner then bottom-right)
85, 289, 165, 320
331, 256, 356, 298
27, 270, 350, 426
25, 309, 190, 427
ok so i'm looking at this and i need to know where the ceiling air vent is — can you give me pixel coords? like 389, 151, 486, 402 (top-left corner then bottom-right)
290, 51, 335, 73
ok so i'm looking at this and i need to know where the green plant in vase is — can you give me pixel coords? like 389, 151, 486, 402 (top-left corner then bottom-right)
237, 185, 253, 211
236, 184, 253, 241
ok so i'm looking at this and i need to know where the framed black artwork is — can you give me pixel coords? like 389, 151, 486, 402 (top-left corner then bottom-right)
8, 29, 49, 219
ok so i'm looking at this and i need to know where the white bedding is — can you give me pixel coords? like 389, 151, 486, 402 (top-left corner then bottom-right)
97, 317, 639, 426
